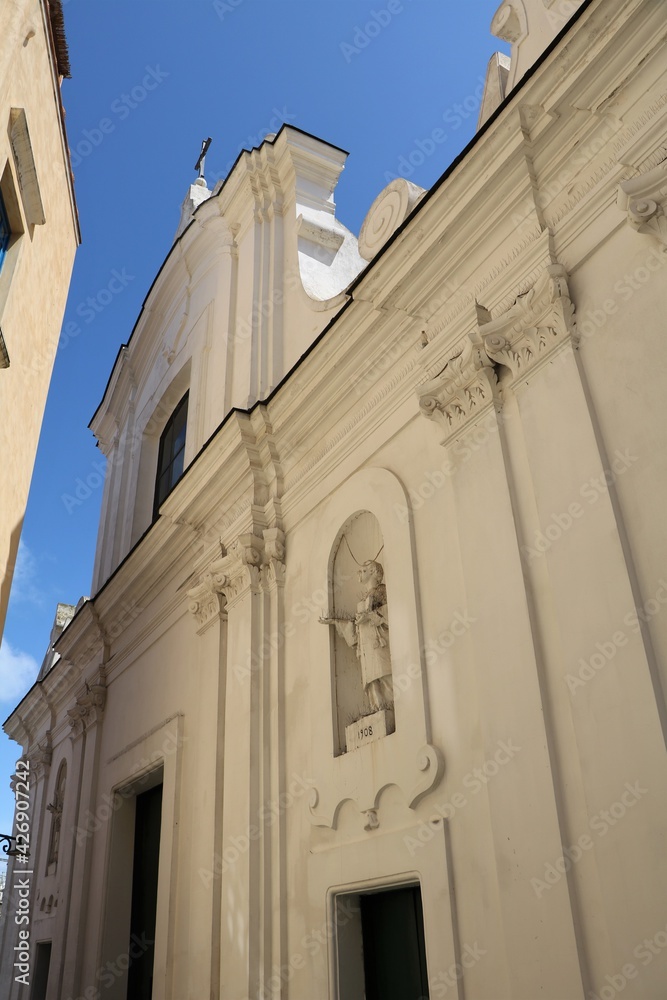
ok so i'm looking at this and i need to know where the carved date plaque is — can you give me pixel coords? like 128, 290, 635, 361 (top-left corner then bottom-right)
345, 708, 395, 752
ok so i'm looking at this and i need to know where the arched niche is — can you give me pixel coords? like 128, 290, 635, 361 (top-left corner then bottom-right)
326, 511, 395, 756
46, 760, 67, 875
308, 467, 444, 830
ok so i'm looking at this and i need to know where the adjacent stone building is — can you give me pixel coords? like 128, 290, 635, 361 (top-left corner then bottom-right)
0, 0, 80, 638
1, 1, 666, 997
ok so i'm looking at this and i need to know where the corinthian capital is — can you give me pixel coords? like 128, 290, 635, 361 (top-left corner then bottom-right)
417, 330, 500, 442
478, 263, 577, 379
68, 674, 107, 740
205, 533, 264, 605
619, 162, 667, 252
262, 528, 286, 589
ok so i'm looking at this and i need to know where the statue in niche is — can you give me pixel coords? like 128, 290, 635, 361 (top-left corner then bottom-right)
47, 764, 66, 870
321, 548, 394, 716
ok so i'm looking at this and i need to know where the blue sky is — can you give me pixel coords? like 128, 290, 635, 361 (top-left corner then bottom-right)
0, 0, 507, 834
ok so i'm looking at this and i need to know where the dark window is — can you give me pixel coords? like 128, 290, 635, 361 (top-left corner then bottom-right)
360, 885, 429, 1000
153, 392, 188, 518
0, 190, 10, 271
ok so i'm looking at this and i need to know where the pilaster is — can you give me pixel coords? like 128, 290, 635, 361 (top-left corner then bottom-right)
60, 669, 106, 1000
417, 289, 586, 999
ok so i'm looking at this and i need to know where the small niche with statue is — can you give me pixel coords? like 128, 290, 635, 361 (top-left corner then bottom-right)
320, 510, 395, 755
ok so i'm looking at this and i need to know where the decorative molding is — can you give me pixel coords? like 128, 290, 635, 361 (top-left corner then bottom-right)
261, 527, 286, 590
29, 734, 53, 781
478, 262, 577, 379
358, 179, 426, 262
283, 355, 419, 493
187, 528, 285, 622
308, 743, 444, 830
618, 161, 667, 251
423, 225, 546, 344
68, 672, 107, 740
417, 330, 501, 442
363, 809, 379, 832
205, 533, 264, 606
186, 583, 226, 634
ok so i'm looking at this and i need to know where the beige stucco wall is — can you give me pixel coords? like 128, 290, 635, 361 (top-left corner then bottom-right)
0, 0, 79, 636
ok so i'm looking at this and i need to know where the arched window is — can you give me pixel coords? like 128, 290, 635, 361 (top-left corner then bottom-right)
153, 391, 189, 518
46, 761, 67, 874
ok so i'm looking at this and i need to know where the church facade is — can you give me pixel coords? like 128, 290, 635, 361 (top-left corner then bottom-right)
1, 0, 667, 997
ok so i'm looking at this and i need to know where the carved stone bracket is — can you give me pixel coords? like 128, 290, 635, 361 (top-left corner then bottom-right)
261, 528, 286, 590
68, 672, 107, 740
187, 527, 286, 623
417, 331, 501, 443
308, 743, 444, 831
478, 262, 577, 380
187, 583, 226, 634
618, 162, 667, 252
28, 734, 53, 781
206, 534, 264, 606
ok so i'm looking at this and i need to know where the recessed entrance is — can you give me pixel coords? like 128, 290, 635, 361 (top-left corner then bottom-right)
335, 883, 429, 999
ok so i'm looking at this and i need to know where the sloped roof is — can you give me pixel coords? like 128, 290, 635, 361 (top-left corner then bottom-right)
46, 0, 71, 79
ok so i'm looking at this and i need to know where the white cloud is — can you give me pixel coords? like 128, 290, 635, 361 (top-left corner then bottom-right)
0, 640, 39, 703
9, 539, 44, 608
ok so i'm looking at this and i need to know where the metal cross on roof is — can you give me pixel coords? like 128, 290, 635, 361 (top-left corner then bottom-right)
195, 137, 212, 180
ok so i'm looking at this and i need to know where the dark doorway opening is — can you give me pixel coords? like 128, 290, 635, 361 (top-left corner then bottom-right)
127, 783, 162, 999
359, 885, 429, 1000
31, 941, 51, 1000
